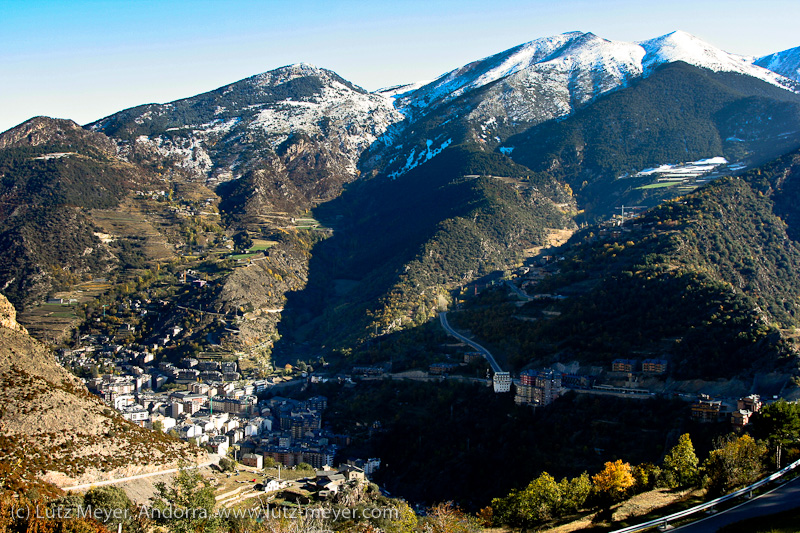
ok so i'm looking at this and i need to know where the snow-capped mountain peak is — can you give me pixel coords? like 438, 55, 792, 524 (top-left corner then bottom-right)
639, 30, 750, 71
396, 31, 647, 115
638, 30, 794, 90
755, 45, 800, 84
393, 30, 798, 121
367, 30, 800, 181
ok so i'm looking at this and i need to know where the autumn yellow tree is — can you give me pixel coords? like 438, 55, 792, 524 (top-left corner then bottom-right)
592, 460, 635, 503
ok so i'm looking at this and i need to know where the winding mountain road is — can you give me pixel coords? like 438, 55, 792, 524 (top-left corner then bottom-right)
439, 311, 503, 373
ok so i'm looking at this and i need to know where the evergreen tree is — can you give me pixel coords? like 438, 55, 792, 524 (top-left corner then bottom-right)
83, 486, 139, 533
752, 399, 800, 468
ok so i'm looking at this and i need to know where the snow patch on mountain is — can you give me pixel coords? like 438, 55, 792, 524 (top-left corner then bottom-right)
247, 81, 402, 173
389, 138, 453, 179
130, 134, 215, 175
635, 156, 728, 177
375, 81, 433, 100
250, 63, 341, 91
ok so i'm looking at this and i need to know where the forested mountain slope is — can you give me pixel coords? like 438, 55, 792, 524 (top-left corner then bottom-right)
276, 146, 575, 351
454, 149, 800, 381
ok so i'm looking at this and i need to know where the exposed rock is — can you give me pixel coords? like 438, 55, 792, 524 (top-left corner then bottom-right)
0, 292, 27, 334
0, 116, 116, 155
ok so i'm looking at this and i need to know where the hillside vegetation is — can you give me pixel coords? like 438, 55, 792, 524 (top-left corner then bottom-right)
453, 148, 800, 381
276, 145, 575, 353
0, 293, 202, 487
0, 118, 158, 309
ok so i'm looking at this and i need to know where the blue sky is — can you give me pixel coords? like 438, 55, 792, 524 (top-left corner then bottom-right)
2, 0, 799, 132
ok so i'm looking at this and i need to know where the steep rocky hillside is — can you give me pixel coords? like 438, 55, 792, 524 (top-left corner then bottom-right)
209, 233, 315, 348
0, 293, 203, 488
90, 64, 403, 215
0, 118, 161, 310
216, 132, 357, 219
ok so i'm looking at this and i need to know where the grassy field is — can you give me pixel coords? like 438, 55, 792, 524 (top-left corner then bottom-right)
228, 240, 277, 259
249, 239, 277, 252
292, 218, 321, 229
228, 252, 260, 260
635, 181, 684, 190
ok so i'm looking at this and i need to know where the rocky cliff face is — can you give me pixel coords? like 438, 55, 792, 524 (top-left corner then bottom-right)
0, 293, 27, 334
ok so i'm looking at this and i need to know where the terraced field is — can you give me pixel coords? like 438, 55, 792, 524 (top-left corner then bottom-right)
91, 198, 176, 262
18, 280, 111, 342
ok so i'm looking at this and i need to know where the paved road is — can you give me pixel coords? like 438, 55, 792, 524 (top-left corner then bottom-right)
62, 454, 219, 492
674, 475, 800, 532
439, 312, 503, 373
505, 279, 533, 301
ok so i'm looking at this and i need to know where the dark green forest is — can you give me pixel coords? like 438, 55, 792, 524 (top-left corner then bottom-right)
301, 380, 728, 509
0, 130, 154, 309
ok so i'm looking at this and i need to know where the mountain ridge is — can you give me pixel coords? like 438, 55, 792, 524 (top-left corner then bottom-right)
2, 28, 800, 360
393, 30, 797, 117
89, 63, 403, 184
363, 30, 800, 182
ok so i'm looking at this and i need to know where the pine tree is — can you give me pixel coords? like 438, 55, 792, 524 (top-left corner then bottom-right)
753, 399, 800, 468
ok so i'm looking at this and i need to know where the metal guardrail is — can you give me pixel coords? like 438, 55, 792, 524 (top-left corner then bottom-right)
610, 457, 800, 533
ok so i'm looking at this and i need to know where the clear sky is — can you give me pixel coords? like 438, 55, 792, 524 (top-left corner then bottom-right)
2, 0, 799, 133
